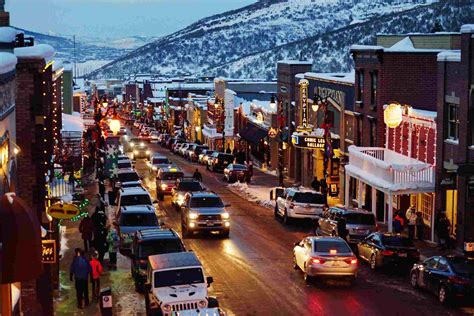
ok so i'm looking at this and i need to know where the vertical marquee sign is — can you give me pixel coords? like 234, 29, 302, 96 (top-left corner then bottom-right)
42, 239, 57, 263
297, 79, 311, 132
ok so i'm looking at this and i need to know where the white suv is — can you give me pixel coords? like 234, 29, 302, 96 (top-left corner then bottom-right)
274, 188, 324, 224
115, 186, 155, 216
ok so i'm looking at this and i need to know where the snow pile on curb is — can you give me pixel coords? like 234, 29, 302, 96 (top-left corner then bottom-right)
227, 182, 275, 209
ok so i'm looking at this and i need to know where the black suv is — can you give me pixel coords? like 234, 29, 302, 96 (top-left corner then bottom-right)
207, 152, 234, 172
130, 228, 186, 292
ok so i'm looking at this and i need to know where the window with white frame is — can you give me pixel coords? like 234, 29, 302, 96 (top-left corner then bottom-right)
447, 103, 459, 140
421, 193, 433, 222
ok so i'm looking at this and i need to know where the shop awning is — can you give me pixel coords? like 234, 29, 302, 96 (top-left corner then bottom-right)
0, 193, 43, 283
240, 121, 268, 144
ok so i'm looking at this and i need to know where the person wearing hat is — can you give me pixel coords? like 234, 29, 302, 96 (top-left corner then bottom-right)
89, 250, 103, 299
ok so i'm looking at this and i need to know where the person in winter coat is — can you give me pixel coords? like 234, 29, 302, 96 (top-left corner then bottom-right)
79, 215, 95, 252
406, 205, 417, 240
93, 229, 108, 263
70, 248, 92, 309
311, 177, 321, 192
337, 216, 348, 241
416, 212, 424, 241
192, 169, 203, 182
106, 226, 119, 270
393, 212, 405, 234
436, 213, 451, 249
91, 206, 107, 232
89, 251, 103, 299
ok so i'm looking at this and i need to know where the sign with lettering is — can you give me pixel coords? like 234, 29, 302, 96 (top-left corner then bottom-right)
384, 103, 403, 128
291, 134, 326, 149
268, 128, 277, 138
47, 202, 81, 220
42, 239, 56, 263
297, 79, 311, 132
315, 87, 345, 108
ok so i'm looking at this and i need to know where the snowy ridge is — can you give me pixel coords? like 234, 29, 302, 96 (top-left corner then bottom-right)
89, 0, 437, 79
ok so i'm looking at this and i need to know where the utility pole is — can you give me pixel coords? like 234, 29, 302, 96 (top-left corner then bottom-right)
73, 35, 77, 82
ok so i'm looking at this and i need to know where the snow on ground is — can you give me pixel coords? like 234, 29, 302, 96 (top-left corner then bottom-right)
227, 182, 275, 209
59, 225, 69, 259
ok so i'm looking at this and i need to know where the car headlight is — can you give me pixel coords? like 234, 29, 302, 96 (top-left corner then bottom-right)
198, 300, 207, 308
152, 166, 158, 171
161, 183, 168, 189
189, 212, 198, 220
140, 142, 145, 146
162, 304, 172, 312
177, 195, 185, 205
146, 150, 150, 155
130, 143, 135, 147
221, 212, 230, 219
133, 150, 138, 155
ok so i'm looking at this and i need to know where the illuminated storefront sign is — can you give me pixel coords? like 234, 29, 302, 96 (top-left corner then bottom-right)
297, 79, 311, 131
42, 239, 56, 263
291, 134, 325, 149
384, 103, 403, 128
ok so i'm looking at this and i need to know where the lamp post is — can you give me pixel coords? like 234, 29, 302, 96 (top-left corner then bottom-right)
215, 96, 225, 152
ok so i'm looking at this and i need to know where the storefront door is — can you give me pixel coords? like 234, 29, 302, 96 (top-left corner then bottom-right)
445, 189, 458, 236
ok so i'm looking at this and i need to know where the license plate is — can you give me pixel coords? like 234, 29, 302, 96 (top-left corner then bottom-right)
331, 261, 343, 267
398, 253, 407, 257
206, 222, 214, 227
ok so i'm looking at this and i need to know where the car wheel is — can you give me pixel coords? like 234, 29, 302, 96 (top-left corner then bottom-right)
410, 271, 419, 288
274, 205, 279, 219
292, 255, 298, 270
303, 264, 312, 283
438, 285, 449, 305
370, 254, 377, 270
283, 209, 290, 225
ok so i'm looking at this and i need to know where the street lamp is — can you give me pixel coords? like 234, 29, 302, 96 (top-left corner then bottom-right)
109, 115, 121, 135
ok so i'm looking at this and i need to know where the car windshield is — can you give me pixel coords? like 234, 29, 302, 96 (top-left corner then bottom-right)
129, 138, 141, 143
154, 268, 204, 288
231, 164, 247, 170
314, 240, 352, 254
344, 213, 376, 225
118, 172, 139, 182
120, 194, 152, 206
120, 213, 157, 226
161, 172, 183, 180
206, 151, 215, 156
293, 192, 323, 204
190, 197, 224, 208
218, 154, 233, 161
382, 236, 415, 247
118, 162, 132, 169
177, 182, 203, 191
153, 158, 170, 165
138, 240, 184, 259
448, 257, 474, 277
136, 146, 148, 151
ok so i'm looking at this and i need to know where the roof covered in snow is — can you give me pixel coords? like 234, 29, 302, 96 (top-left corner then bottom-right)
461, 24, 474, 33
62, 112, 84, 132
0, 53, 17, 74
304, 71, 355, 85
0, 27, 21, 43
384, 36, 443, 53
350, 44, 384, 51
14, 44, 55, 61
277, 60, 312, 65
437, 50, 461, 62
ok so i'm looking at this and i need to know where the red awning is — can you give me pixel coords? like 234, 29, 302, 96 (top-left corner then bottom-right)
0, 193, 43, 283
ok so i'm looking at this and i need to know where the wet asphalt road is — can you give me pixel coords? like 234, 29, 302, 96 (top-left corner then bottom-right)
127, 139, 471, 316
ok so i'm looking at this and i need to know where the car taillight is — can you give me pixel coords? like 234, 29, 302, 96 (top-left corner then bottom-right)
311, 258, 325, 264
344, 258, 358, 265
382, 250, 394, 256
289, 203, 295, 209
448, 276, 470, 285
409, 250, 420, 257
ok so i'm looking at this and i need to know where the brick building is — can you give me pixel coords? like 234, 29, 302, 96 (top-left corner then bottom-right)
435, 24, 474, 248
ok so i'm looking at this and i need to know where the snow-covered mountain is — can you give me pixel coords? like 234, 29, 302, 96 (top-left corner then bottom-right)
88, 0, 460, 79
82, 36, 158, 50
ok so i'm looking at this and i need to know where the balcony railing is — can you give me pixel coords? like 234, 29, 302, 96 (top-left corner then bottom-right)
347, 146, 435, 191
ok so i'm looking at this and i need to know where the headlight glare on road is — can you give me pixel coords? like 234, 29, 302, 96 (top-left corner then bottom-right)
130, 143, 135, 147
140, 142, 145, 146
198, 300, 207, 308
221, 212, 230, 219
188, 212, 198, 220
146, 150, 150, 155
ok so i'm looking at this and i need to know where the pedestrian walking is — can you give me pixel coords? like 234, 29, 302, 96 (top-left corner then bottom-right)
94, 229, 108, 263
416, 211, 424, 240
247, 160, 253, 178
79, 215, 94, 252
406, 205, 417, 240
106, 226, 119, 270
320, 178, 328, 204
436, 213, 450, 250
337, 216, 348, 241
91, 206, 107, 231
311, 177, 321, 192
70, 248, 91, 309
192, 168, 203, 182
226, 146, 231, 154
89, 251, 103, 299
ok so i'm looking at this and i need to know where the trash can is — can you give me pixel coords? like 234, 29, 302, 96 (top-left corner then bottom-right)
99, 287, 113, 316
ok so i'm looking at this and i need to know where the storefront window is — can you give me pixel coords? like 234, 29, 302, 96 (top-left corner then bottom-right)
357, 70, 364, 102
445, 190, 457, 236
421, 193, 433, 223
447, 103, 459, 140
370, 71, 377, 106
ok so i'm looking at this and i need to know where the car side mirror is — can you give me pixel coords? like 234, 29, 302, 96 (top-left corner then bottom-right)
206, 276, 213, 287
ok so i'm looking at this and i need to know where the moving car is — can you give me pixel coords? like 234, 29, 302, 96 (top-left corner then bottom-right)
148, 155, 172, 173
223, 164, 250, 183
171, 178, 205, 210
199, 150, 215, 165
156, 166, 184, 200
293, 236, 358, 283
131, 143, 151, 160
114, 205, 160, 255
188, 145, 209, 162
144, 252, 218, 316
274, 188, 324, 224
207, 152, 234, 172
410, 256, 474, 304
131, 228, 186, 292
317, 207, 377, 243
123, 137, 143, 152
139, 130, 151, 142
357, 232, 420, 270
115, 169, 141, 189
180, 192, 230, 238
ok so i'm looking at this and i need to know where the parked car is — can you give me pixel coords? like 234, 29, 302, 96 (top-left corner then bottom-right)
410, 256, 474, 304
150, 131, 159, 142
114, 205, 160, 255
274, 188, 324, 224
188, 145, 209, 162
117, 159, 133, 170
131, 143, 151, 160
199, 149, 215, 165
317, 207, 377, 243
156, 166, 184, 200
293, 236, 358, 283
357, 232, 420, 270
172, 142, 185, 154
139, 130, 151, 142
148, 155, 172, 173
180, 192, 230, 238
207, 152, 234, 172
179, 143, 192, 157
115, 169, 141, 189
171, 178, 205, 210
115, 186, 154, 215
223, 164, 250, 183
130, 228, 186, 292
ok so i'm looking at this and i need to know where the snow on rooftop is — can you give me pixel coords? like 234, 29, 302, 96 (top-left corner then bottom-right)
350, 44, 384, 51
407, 108, 437, 119
461, 24, 474, 33
0, 53, 17, 74
304, 70, 355, 84
437, 50, 461, 62
385, 36, 444, 53
0, 27, 21, 43
277, 60, 312, 65
14, 44, 55, 61
62, 113, 84, 132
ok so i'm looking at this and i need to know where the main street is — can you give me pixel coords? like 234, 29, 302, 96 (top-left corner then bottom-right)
125, 137, 467, 316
